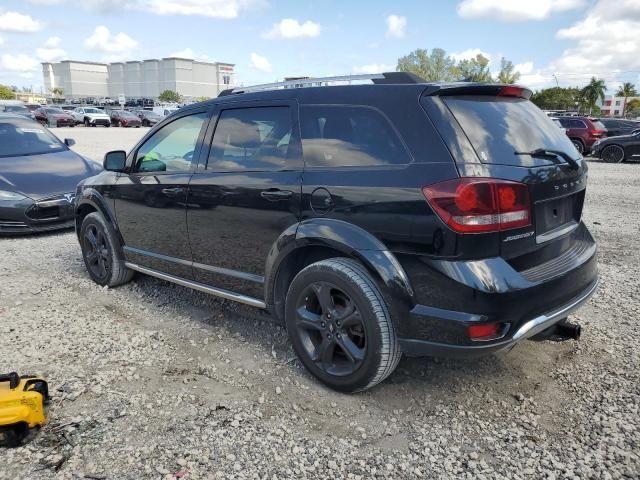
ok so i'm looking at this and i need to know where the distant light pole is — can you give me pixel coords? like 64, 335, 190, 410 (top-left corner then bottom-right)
552, 74, 559, 88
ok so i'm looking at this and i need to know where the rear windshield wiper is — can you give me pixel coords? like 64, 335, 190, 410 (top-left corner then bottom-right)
514, 148, 580, 169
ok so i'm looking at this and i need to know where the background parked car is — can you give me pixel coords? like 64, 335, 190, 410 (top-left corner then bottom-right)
553, 116, 607, 154
72, 107, 111, 127
0, 113, 102, 234
34, 107, 75, 127
0, 101, 34, 119
137, 110, 163, 127
110, 110, 142, 128
592, 130, 640, 163
598, 118, 640, 137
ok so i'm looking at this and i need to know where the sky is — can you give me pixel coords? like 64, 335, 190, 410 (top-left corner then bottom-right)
1, 0, 640, 94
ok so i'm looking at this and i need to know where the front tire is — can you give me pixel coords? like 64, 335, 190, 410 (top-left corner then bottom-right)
601, 145, 625, 163
84, 118, 90, 127
285, 258, 401, 392
80, 212, 133, 287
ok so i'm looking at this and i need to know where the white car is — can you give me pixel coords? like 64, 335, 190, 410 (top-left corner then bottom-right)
72, 107, 111, 127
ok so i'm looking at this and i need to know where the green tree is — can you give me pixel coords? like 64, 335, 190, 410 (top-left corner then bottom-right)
456, 54, 492, 82
580, 77, 606, 115
616, 82, 637, 98
625, 98, 640, 118
196, 96, 211, 102
158, 90, 182, 103
0, 84, 16, 100
496, 57, 520, 84
530, 87, 583, 111
397, 48, 459, 82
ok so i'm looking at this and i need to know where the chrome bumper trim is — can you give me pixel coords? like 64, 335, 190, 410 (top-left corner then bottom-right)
511, 278, 599, 342
124, 262, 266, 309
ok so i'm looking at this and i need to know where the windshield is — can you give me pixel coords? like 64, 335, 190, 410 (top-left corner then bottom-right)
85, 108, 102, 114
0, 121, 66, 157
2, 105, 30, 113
144, 112, 161, 118
120, 111, 138, 118
47, 108, 65, 114
442, 96, 578, 166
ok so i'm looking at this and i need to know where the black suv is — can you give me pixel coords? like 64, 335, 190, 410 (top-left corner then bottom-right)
74, 73, 598, 392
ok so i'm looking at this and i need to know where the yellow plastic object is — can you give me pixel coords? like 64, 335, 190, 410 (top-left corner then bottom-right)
0, 373, 48, 446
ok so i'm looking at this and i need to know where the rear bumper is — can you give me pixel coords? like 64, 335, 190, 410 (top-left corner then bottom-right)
399, 278, 598, 357
396, 224, 599, 358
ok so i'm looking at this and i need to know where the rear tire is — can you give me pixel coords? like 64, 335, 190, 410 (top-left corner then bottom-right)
601, 145, 625, 163
80, 212, 133, 287
571, 138, 585, 154
285, 258, 401, 392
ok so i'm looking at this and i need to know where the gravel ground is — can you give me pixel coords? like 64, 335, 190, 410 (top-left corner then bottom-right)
0, 129, 638, 479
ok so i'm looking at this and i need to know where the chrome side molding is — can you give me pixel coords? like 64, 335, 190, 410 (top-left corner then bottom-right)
124, 262, 267, 309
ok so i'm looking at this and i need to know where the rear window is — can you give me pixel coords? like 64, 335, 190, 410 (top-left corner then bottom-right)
1, 105, 29, 114
591, 120, 606, 130
300, 105, 410, 167
443, 96, 578, 166
0, 121, 66, 157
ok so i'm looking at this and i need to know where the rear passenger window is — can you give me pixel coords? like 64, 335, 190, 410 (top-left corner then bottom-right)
300, 105, 410, 167
570, 120, 586, 129
208, 107, 294, 171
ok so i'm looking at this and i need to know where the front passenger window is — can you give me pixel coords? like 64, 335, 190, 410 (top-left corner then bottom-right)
135, 112, 208, 173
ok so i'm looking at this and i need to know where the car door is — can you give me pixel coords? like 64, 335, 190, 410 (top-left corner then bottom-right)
112, 108, 211, 278
73, 108, 83, 124
187, 101, 302, 299
626, 131, 640, 158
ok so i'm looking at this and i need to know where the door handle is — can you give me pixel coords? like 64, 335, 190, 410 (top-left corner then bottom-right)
261, 189, 293, 201
161, 187, 183, 197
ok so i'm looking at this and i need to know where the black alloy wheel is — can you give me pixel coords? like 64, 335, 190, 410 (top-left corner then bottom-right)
83, 224, 111, 282
84, 118, 90, 127
571, 139, 585, 154
294, 281, 367, 377
601, 145, 625, 163
285, 258, 401, 392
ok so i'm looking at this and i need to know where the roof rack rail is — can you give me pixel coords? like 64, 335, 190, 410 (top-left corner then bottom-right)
223, 71, 424, 96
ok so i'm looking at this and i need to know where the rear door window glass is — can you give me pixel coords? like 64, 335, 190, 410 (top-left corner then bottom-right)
208, 106, 294, 171
300, 105, 410, 167
442, 96, 577, 166
569, 119, 587, 129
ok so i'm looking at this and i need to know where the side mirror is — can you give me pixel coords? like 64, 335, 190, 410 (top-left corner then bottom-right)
64, 138, 76, 147
103, 150, 127, 172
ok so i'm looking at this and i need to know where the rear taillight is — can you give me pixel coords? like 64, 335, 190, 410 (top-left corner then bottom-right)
422, 178, 531, 233
590, 129, 605, 137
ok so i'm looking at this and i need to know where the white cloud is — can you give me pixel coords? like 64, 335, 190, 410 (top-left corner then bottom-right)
458, 0, 585, 22
0, 36, 4, 46
37, 47, 66, 62
549, 0, 640, 86
28, 0, 67, 4
250, 52, 272, 73
0, 11, 42, 33
514, 61, 534, 75
386, 14, 406, 38
266, 18, 321, 39
85, 26, 139, 53
1, 53, 40, 72
451, 48, 491, 62
44, 36, 61, 48
352, 63, 395, 74
83, 0, 263, 18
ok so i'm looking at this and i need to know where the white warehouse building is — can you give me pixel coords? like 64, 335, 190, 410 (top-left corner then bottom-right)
42, 58, 235, 100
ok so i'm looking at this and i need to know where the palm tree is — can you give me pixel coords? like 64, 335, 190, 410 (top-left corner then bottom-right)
581, 77, 606, 115
615, 82, 637, 98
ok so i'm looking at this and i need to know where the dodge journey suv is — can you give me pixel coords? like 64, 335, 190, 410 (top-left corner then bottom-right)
75, 73, 598, 392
